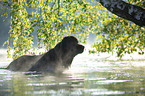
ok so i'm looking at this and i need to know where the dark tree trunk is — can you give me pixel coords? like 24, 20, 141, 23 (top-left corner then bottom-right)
97, 0, 145, 27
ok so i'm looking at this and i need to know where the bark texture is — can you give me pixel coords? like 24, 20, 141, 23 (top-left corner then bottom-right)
97, 0, 145, 27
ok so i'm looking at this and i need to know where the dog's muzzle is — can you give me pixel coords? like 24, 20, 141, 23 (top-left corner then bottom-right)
77, 44, 84, 53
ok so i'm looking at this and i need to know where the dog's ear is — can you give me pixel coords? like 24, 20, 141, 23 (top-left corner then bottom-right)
55, 36, 71, 50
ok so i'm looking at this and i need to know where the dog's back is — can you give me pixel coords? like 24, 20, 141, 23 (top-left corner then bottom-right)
7, 55, 43, 71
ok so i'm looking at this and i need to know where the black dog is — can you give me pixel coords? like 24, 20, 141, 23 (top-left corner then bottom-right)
7, 36, 84, 73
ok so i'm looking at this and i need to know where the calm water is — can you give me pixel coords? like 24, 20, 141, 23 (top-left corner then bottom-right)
0, 49, 145, 96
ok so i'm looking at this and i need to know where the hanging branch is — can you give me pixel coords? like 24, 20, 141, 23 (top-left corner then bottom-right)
97, 0, 145, 27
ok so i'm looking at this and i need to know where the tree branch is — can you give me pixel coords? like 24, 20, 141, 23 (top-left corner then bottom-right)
97, 0, 145, 27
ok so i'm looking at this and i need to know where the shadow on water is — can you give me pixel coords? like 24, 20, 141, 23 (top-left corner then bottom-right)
0, 50, 145, 96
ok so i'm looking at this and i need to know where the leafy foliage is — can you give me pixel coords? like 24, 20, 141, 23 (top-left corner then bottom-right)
2, 0, 97, 59
89, 0, 145, 58
1, 0, 145, 59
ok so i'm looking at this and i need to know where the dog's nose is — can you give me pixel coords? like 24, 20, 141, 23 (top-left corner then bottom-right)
80, 45, 84, 50
77, 44, 84, 53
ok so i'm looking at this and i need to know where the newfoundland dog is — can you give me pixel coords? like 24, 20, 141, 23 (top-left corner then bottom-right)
7, 36, 84, 73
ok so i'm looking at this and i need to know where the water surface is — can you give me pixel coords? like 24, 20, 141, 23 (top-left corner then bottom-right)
0, 49, 145, 96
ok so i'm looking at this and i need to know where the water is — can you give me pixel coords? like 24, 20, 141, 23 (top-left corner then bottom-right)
0, 49, 145, 96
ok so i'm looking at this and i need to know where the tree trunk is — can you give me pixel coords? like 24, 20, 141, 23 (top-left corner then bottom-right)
97, 0, 145, 27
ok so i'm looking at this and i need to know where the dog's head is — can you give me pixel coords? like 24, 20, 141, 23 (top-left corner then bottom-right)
61, 36, 84, 55
54, 36, 84, 68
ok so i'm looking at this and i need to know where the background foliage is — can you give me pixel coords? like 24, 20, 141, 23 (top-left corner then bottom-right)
90, 0, 145, 58
1, 0, 145, 59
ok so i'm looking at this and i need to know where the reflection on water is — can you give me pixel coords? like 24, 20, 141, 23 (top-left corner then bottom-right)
0, 49, 145, 96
